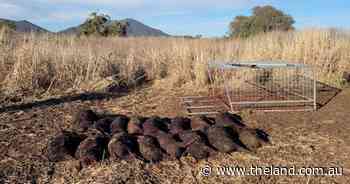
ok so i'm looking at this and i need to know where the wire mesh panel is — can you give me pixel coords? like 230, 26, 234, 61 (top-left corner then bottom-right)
181, 61, 317, 115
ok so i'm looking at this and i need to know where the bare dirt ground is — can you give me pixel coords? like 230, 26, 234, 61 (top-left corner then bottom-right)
0, 83, 350, 184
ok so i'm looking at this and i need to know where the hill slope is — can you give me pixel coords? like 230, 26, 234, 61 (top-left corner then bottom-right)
0, 18, 49, 33
58, 26, 79, 35
120, 18, 169, 37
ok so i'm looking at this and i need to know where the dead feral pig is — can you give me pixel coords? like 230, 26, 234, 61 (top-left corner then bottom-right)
190, 116, 212, 132
108, 133, 138, 161
110, 115, 130, 134
214, 112, 245, 131
206, 126, 243, 153
75, 133, 110, 168
127, 117, 144, 135
142, 117, 168, 136
185, 139, 214, 160
169, 117, 191, 135
94, 117, 114, 134
239, 128, 270, 151
74, 110, 99, 131
137, 135, 163, 162
82, 128, 106, 138
179, 130, 214, 160
155, 132, 185, 159
142, 120, 160, 136
47, 131, 85, 162
178, 130, 203, 146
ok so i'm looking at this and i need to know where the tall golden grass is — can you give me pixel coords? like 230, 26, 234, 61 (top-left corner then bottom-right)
0, 28, 349, 96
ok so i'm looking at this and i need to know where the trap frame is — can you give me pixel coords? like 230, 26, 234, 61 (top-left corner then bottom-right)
181, 61, 317, 115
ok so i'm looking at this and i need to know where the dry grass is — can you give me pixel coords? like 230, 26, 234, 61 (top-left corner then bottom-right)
0, 28, 349, 98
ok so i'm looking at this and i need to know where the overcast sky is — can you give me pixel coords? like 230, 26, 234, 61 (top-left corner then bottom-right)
0, 0, 349, 37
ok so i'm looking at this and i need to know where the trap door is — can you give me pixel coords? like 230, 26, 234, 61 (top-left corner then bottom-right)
180, 96, 230, 116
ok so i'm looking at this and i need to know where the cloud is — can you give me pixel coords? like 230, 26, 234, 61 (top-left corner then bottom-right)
37, 0, 145, 8
0, 0, 254, 23
45, 11, 88, 22
2, 0, 253, 15
0, 2, 24, 19
35, 0, 248, 7
150, 11, 191, 17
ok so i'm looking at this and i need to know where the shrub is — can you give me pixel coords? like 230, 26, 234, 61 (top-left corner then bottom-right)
229, 5, 295, 38
79, 12, 128, 37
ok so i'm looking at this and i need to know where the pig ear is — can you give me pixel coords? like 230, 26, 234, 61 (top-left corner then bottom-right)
199, 116, 215, 125
176, 147, 186, 159
255, 128, 270, 143
162, 153, 172, 161
130, 152, 146, 162
181, 147, 189, 157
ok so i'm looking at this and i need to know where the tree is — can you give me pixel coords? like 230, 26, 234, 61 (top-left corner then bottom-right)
79, 12, 128, 37
229, 16, 252, 38
105, 21, 128, 36
229, 5, 295, 38
195, 34, 203, 39
0, 20, 16, 31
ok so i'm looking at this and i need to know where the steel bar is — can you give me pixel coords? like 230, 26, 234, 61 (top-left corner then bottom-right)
181, 101, 219, 105
181, 99, 221, 103
230, 100, 314, 105
222, 68, 234, 112
186, 105, 219, 109
253, 108, 315, 112
181, 96, 209, 99
186, 111, 220, 115
313, 70, 317, 110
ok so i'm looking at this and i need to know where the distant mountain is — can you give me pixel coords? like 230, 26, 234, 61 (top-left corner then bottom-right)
59, 18, 169, 37
0, 18, 49, 33
58, 26, 79, 35
121, 18, 169, 37
15, 20, 49, 33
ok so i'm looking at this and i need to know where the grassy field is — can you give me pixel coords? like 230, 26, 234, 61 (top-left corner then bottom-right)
1, 28, 349, 98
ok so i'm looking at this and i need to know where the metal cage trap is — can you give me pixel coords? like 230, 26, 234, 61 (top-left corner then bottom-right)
181, 61, 317, 115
